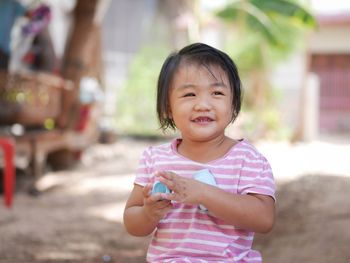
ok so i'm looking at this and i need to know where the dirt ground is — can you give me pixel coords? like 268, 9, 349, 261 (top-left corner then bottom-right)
1, 137, 350, 263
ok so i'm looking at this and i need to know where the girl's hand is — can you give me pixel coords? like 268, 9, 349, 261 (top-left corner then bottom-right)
142, 183, 172, 222
155, 171, 204, 205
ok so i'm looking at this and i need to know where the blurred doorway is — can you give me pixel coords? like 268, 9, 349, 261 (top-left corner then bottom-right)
310, 54, 350, 135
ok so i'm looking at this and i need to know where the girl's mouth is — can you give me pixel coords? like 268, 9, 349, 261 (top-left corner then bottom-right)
192, 117, 213, 123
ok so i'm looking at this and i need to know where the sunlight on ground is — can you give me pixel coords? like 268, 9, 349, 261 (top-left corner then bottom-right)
36, 172, 134, 223
37, 172, 134, 195
63, 173, 134, 195
87, 201, 126, 223
256, 140, 350, 181
36, 171, 88, 191
34, 251, 82, 261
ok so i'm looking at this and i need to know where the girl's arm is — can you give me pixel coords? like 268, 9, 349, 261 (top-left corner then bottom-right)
156, 171, 275, 233
123, 184, 172, 236
199, 185, 275, 233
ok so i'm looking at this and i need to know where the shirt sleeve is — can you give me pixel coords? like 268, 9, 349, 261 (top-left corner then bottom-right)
237, 154, 276, 201
134, 147, 154, 187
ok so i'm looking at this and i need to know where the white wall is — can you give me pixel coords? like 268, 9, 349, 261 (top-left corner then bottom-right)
308, 25, 350, 53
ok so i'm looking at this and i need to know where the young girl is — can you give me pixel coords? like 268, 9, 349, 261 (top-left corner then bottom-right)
123, 43, 276, 262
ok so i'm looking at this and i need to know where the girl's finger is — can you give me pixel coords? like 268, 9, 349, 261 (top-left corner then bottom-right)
145, 192, 166, 204
143, 183, 152, 197
156, 171, 175, 180
156, 200, 172, 209
162, 192, 178, 202
165, 171, 176, 180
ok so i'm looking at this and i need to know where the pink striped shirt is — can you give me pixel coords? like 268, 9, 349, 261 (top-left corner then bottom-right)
135, 138, 275, 263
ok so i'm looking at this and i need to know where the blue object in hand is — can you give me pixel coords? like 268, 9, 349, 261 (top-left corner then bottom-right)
193, 169, 217, 211
152, 181, 170, 194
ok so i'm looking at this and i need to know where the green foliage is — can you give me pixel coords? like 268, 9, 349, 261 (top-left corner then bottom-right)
217, 0, 316, 47
116, 45, 170, 136
219, 0, 316, 72
220, 0, 316, 68
250, 0, 316, 26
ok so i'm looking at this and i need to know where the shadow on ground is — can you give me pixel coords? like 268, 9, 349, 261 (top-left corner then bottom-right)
255, 174, 350, 263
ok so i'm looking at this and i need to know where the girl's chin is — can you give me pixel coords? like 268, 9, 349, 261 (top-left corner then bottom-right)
184, 132, 224, 142
191, 121, 214, 126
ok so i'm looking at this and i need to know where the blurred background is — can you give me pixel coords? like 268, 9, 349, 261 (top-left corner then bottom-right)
0, 0, 350, 262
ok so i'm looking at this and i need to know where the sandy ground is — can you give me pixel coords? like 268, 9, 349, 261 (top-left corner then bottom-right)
1, 136, 350, 263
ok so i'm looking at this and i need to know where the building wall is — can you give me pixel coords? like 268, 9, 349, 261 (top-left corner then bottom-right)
308, 25, 350, 53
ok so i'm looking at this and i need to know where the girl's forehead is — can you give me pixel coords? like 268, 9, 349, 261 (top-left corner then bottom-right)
174, 62, 229, 82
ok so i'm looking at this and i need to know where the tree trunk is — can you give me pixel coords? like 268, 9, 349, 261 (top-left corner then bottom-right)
58, 0, 105, 129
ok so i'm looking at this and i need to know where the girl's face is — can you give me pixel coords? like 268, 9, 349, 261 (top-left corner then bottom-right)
169, 63, 233, 142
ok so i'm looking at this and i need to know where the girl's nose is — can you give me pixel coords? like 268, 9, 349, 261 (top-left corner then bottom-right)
194, 95, 212, 111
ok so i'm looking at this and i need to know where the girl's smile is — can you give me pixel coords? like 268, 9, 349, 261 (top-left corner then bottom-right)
191, 116, 214, 124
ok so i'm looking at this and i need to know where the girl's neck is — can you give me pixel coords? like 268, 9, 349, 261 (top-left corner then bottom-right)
177, 135, 236, 163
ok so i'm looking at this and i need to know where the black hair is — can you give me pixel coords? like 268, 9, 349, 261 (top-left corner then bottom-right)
156, 42, 242, 131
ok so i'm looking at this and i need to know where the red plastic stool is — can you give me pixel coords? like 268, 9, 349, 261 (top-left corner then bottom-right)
0, 137, 15, 208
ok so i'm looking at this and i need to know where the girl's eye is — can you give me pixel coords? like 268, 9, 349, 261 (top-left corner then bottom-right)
213, 91, 224, 96
183, 93, 195, 97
